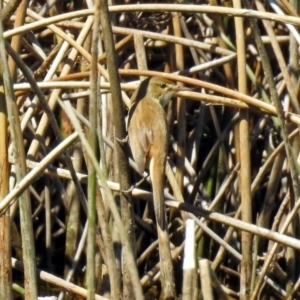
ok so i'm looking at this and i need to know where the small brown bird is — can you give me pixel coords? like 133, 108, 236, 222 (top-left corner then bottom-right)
128, 76, 180, 299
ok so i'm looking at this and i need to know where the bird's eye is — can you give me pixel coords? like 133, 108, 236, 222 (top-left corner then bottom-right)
160, 83, 167, 89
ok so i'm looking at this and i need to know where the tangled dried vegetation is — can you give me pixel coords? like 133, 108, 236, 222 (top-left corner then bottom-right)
1, 0, 300, 299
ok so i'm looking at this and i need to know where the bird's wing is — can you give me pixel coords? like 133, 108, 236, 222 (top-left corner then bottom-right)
128, 101, 154, 173
128, 125, 152, 173
139, 127, 153, 152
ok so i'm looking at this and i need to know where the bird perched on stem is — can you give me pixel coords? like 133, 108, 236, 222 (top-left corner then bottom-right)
128, 76, 182, 299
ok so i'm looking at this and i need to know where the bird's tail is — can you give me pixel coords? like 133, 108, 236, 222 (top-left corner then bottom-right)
150, 157, 176, 299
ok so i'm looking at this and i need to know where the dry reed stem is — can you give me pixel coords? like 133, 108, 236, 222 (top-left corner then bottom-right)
4, 2, 300, 299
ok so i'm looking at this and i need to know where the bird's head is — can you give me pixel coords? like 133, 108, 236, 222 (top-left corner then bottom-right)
147, 76, 178, 107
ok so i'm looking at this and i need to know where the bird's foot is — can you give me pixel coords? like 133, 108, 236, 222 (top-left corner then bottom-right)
122, 175, 149, 196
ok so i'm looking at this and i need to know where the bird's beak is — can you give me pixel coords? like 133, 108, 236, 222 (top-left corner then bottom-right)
175, 85, 194, 95
174, 85, 193, 92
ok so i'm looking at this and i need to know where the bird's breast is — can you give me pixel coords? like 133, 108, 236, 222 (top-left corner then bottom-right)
128, 97, 169, 172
